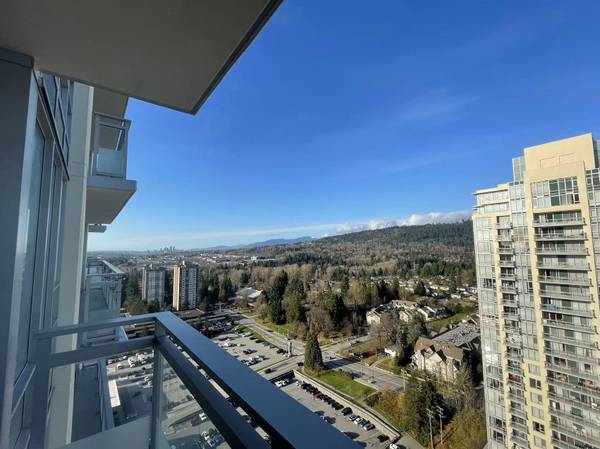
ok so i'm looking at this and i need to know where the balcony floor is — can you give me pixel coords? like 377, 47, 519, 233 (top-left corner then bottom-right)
72, 363, 103, 442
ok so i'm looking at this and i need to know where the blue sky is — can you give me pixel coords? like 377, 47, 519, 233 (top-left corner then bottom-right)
90, 1, 600, 250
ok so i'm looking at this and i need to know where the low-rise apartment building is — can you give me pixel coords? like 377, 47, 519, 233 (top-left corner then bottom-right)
411, 323, 480, 382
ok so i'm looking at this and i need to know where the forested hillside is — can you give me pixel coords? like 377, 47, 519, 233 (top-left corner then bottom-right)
235, 220, 475, 283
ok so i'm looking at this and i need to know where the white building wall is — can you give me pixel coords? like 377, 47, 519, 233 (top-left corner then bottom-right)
46, 83, 94, 449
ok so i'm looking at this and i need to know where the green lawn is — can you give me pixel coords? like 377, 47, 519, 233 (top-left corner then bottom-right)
234, 325, 266, 342
427, 312, 469, 333
345, 338, 382, 358
378, 357, 403, 375
315, 370, 376, 401
260, 320, 291, 336
258, 319, 333, 344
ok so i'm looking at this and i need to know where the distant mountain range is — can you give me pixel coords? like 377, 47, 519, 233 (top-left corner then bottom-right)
203, 236, 313, 251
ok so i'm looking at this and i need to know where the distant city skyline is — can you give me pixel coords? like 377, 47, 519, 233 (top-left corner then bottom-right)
90, 1, 600, 250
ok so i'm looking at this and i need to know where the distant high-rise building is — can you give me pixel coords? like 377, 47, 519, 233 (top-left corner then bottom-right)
173, 262, 198, 310
474, 133, 600, 449
141, 265, 165, 306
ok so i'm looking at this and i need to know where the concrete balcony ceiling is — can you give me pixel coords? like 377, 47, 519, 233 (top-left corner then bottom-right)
0, 0, 282, 113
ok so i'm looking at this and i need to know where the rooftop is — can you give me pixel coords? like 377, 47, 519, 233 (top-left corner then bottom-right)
433, 323, 480, 347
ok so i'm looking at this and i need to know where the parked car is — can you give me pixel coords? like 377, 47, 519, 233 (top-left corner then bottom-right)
341, 407, 352, 416
347, 414, 358, 422
377, 434, 389, 442
360, 421, 372, 430
265, 368, 272, 374
365, 423, 375, 431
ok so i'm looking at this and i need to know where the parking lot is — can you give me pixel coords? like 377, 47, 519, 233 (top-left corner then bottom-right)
213, 330, 288, 374
107, 352, 228, 449
105, 331, 410, 449
278, 380, 392, 449
107, 352, 154, 424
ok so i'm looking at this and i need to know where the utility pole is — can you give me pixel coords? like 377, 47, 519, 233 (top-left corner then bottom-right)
436, 405, 445, 447
426, 408, 434, 449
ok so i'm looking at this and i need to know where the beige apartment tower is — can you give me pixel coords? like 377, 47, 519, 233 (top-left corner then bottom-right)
474, 133, 600, 449
173, 262, 198, 311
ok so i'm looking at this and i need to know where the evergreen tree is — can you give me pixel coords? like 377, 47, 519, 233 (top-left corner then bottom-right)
268, 298, 285, 324
304, 326, 324, 372
240, 270, 251, 286
340, 275, 350, 298
391, 277, 400, 299
283, 276, 306, 323
268, 270, 289, 324
400, 373, 445, 445
269, 270, 289, 302
147, 300, 160, 313
406, 314, 427, 346
219, 274, 234, 301
413, 280, 427, 296
320, 290, 348, 329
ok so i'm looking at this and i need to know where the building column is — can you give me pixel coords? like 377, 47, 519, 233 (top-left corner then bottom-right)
0, 48, 39, 449
45, 82, 94, 448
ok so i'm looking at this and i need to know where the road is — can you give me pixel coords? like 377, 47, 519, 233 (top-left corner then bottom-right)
234, 312, 405, 392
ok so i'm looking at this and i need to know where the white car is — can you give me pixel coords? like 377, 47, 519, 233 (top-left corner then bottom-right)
116, 363, 124, 369
199, 412, 207, 422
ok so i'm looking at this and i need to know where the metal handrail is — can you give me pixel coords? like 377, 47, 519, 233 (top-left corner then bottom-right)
32, 312, 357, 449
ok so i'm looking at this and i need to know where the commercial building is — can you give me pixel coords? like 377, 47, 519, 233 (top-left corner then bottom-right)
474, 133, 600, 449
141, 265, 166, 306
173, 262, 199, 311
0, 2, 355, 449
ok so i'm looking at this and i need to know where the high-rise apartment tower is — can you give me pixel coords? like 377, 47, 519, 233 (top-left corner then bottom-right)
141, 265, 166, 306
474, 133, 600, 449
173, 262, 198, 311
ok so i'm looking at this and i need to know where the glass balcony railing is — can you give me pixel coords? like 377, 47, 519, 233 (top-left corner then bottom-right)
544, 333, 598, 349
536, 261, 590, 270
535, 247, 588, 256
534, 231, 586, 241
83, 259, 126, 345
91, 112, 131, 179
539, 290, 592, 301
533, 217, 585, 227
31, 312, 356, 449
545, 361, 598, 382
541, 304, 594, 318
538, 275, 591, 286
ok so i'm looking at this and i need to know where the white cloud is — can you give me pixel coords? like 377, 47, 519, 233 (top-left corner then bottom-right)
89, 210, 471, 250
335, 210, 470, 234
